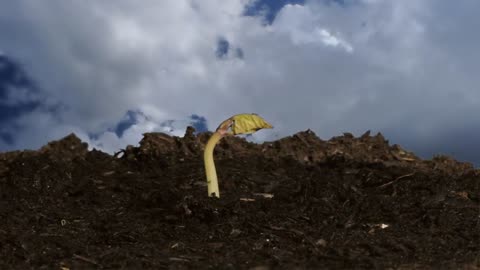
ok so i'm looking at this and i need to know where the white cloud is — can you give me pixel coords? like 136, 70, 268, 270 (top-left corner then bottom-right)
88, 112, 160, 153
273, 4, 353, 52
0, 0, 479, 164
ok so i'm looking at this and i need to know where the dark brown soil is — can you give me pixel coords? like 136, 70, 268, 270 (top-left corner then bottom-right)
0, 127, 479, 269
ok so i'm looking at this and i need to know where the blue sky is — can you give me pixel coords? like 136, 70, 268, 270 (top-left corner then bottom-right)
244, 0, 306, 23
0, 0, 480, 166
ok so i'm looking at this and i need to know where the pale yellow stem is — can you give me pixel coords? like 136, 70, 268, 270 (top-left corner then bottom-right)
204, 132, 224, 197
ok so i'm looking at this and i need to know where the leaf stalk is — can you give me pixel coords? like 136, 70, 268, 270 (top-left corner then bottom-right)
204, 131, 224, 197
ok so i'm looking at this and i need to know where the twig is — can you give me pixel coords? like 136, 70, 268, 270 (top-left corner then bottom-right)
73, 254, 98, 265
378, 173, 415, 188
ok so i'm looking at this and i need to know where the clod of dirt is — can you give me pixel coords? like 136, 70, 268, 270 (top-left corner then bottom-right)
0, 127, 478, 269
39, 133, 89, 160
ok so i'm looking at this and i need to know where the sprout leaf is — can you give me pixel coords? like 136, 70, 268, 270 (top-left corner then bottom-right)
205, 113, 273, 197
230, 113, 273, 135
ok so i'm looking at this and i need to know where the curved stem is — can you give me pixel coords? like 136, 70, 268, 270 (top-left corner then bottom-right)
204, 132, 224, 197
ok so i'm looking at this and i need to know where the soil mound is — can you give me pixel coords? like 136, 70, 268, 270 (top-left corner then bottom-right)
0, 127, 478, 269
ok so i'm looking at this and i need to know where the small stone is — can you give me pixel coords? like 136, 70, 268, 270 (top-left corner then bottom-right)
315, 239, 327, 247
249, 266, 270, 270
230, 229, 242, 237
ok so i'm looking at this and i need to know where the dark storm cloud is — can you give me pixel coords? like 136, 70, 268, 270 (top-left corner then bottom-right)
0, 56, 40, 145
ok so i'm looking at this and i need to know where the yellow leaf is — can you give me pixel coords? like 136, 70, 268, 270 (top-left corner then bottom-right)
230, 113, 273, 135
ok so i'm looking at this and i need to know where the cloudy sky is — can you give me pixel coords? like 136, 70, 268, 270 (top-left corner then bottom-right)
0, 0, 479, 166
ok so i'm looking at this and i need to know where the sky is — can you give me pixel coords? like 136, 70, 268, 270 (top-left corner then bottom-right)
0, 0, 479, 166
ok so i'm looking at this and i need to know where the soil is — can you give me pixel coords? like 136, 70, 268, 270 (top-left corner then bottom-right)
0, 127, 478, 269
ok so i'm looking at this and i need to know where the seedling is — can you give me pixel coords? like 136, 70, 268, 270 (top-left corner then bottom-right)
204, 113, 273, 198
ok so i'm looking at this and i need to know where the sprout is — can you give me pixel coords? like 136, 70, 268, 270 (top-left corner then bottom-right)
204, 113, 273, 198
